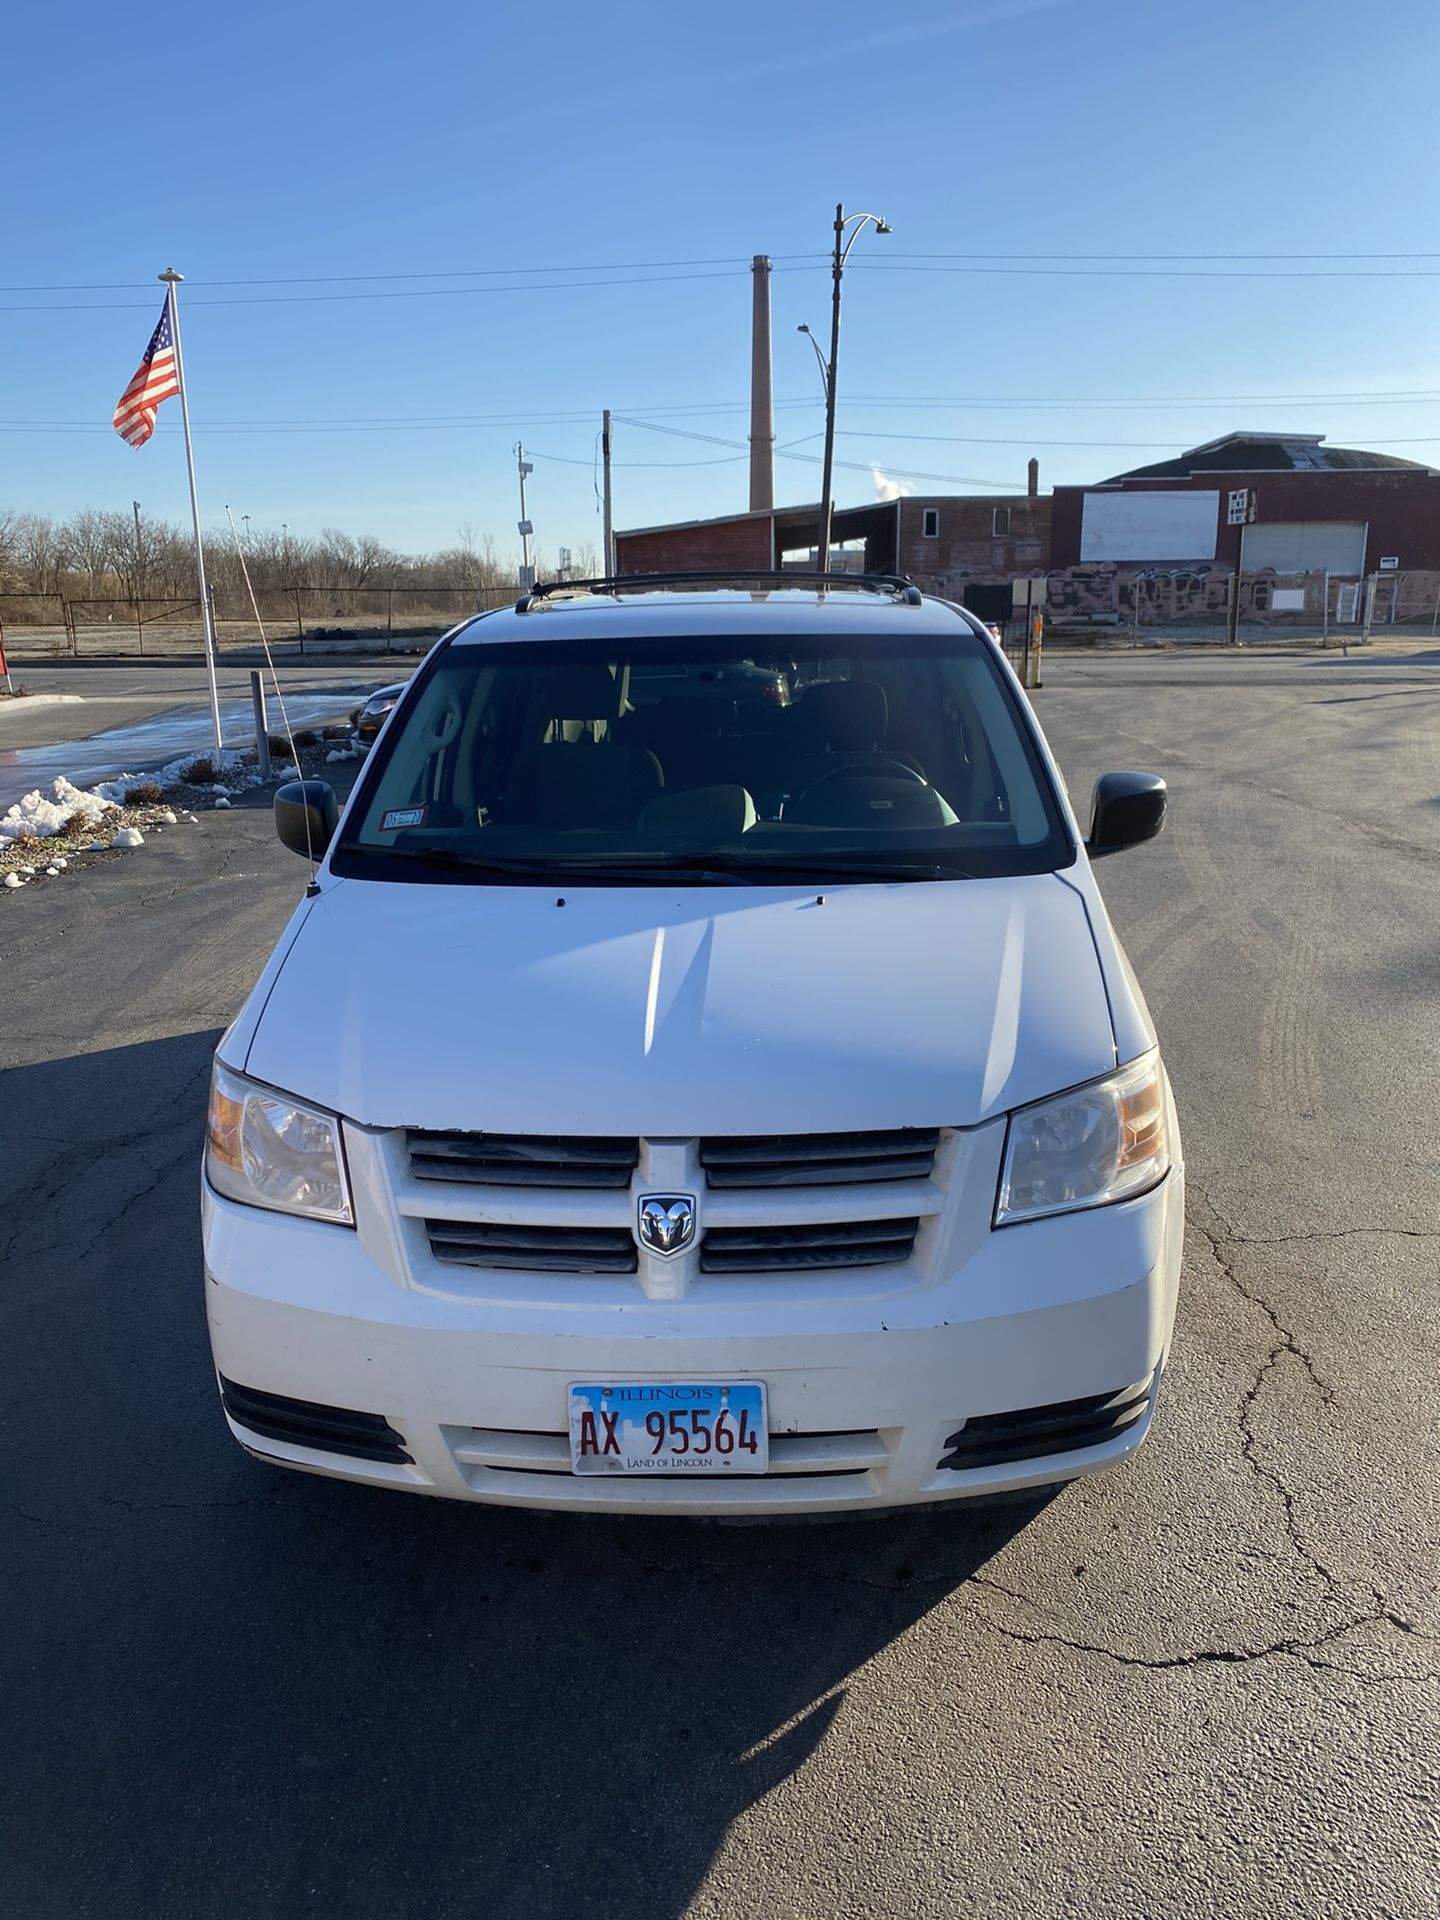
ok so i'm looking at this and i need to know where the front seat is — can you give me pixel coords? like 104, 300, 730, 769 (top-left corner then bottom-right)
792, 680, 924, 788
503, 664, 663, 829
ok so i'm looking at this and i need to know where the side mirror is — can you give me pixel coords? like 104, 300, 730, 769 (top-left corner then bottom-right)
1087, 771, 1166, 858
274, 780, 339, 859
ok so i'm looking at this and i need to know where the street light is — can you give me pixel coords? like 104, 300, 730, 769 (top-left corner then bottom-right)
816, 203, 891, 577
796, 323, 830, 402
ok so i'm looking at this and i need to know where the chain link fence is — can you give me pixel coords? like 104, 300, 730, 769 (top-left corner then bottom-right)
0, 585, 519, 659
1044, 568, 1440, 648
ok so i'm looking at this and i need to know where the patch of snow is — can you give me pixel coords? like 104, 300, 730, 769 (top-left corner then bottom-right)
110, 826, 145, 849
0, 776, 117, 843
54, 857, 68, 869
94, 748, 248, 804
2, 872, 22, 889
159, 810, 179, 825
45, 865, 60, 877
326, 747, 361, 763
214, 797, 232, 809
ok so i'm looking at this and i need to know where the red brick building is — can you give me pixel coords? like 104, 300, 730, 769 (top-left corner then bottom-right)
1050, 432, 1440, 575
616, 492, 1050, 622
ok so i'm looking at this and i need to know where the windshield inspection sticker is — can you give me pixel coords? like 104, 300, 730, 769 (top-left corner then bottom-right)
379, 806, 428, 831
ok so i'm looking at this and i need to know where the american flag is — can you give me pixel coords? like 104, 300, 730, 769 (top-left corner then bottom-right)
113, 300, 180, 447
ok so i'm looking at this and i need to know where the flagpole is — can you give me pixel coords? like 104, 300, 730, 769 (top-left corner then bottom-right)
159, 268, 224, 759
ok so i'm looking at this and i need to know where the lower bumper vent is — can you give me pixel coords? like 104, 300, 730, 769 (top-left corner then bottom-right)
219, 1376, 412, 1464
937, 1378, 1153, 1472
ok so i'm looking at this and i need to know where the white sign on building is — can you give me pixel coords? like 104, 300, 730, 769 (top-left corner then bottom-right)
1079, 490, 1220, 562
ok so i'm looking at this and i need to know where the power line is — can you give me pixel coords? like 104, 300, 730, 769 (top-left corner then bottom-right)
0, 266, 771, 315
13, 253, 1440, 315
838, 428, 1440, 450
5, 245, 1438, 296
612, 415, 1013, 488
848, 262, 1440, 281
865, 250, 1440, 263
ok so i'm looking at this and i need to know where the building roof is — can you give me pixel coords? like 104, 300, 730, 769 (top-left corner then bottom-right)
1102, 431, 1430, 484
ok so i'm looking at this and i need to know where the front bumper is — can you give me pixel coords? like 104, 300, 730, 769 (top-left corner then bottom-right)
202, 1161, 1184, 1517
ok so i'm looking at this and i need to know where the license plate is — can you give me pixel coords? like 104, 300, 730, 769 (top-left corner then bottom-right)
567, 1381, 769, 1476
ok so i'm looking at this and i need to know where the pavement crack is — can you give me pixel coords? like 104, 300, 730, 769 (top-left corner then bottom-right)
1185, 1184, 1417, 1629
581, 1528, 1431, 1683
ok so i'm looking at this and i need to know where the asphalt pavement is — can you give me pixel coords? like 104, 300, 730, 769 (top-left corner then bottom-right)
2, 651, 1436, 1919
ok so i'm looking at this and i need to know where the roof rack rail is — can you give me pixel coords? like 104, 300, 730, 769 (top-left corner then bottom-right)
515, 569, 924, 611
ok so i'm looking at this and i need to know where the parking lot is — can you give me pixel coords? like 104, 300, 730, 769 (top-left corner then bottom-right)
3, 649, 1436, 1918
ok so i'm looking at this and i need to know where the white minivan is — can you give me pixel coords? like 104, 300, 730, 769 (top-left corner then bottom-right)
203, 576, 1182, 1515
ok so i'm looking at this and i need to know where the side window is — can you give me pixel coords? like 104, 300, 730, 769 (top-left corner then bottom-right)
922, 508, 939, 539
992, 507, 1011, 538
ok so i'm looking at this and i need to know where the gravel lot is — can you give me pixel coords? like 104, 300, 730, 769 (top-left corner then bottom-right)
2, 651, 1436, 1919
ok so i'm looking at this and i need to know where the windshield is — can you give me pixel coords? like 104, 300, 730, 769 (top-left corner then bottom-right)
330, 628, 1073, 884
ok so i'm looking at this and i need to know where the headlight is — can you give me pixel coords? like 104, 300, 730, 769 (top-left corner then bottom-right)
206, 1060, 353, 1224
995, 1051, 1169, 1226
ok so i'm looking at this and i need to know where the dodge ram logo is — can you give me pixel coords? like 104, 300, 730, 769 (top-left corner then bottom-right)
637, 1194, 696, 1257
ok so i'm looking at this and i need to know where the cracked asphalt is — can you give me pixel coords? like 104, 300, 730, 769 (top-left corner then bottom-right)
3, 650, 1437, 1919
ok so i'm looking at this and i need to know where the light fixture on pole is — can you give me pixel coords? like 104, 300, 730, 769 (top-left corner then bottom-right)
816, 204, 891, 578
796, 323, 830, 403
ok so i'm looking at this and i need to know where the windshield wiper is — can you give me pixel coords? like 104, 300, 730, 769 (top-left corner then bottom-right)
537, 852, 757, 886
536, 850, 972, 884
346, 844, 558, 879
715, 855, 978, 883
344, 845, 757, 885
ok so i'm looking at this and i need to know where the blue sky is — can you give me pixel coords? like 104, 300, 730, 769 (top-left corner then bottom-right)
6, 0, 1439, 565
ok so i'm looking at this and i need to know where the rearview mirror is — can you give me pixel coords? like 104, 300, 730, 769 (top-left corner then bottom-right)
1087, 771, 1166, 858
274, 780, 339, 860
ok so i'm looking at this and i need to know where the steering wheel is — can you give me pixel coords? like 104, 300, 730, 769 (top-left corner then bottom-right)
795, 757, 927, 803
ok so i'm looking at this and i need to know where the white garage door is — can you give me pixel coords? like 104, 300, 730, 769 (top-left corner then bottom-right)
1241, 521, 1366, 574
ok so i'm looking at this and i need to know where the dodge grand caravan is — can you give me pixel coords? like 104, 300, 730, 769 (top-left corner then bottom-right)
203, 574, 1182, 1515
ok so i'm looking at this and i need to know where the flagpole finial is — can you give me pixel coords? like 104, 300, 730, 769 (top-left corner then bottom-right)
158, 267, 184, 284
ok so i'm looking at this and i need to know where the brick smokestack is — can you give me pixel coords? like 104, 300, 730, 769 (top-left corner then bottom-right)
1027, 457, 1039, 498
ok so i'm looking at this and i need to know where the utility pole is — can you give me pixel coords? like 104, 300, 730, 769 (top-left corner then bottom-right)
749, 256, 774, 513
516, 444, 535, 588
602, 410, 615, 576
817, 204, 890, 577
818, 206, 845, 576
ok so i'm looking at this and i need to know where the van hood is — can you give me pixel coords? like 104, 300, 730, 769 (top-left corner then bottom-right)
242, 875, 1117, 1136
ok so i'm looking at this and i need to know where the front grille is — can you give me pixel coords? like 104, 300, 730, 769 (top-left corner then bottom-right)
937, 1379, 1153, 1472
426, 1219, 638, 1274
700, 1217, 919, 1274
408, 1130, 638, 1190
219, 1376, 411, 1464
700, 1128, 938, 1189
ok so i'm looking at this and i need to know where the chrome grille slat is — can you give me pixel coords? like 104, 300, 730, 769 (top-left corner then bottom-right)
426, 1219, 637, 1274
700, 1128, 939, 1189
700, 1217, 919, 1274
409, 1131, 638, 1189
